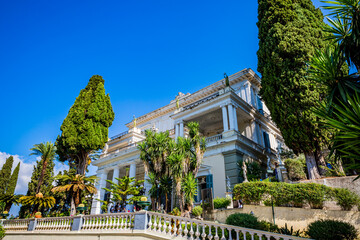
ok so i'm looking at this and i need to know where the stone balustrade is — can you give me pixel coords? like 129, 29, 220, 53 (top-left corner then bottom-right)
1, 219, 31, 232
82, 212, 134, 231
2, 211, 311, 240
35, 216, 72, 231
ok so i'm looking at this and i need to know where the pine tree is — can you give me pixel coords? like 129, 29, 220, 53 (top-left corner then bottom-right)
19, 157, 55, 217
6, 162, 20, 195
0, 156, 14, 194
56, 75, 115, 175
257, 0, 329, 179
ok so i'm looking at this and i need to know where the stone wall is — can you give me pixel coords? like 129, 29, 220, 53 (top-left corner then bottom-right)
298, 175, 360, 195
211, 205, 360, 231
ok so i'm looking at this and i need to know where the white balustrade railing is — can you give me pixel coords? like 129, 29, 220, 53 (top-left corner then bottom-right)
147, 212, 310, 240
82, 213, 134, 231
3, 211, 311, 240
206, 134, 223, 143
35, 216, 73, 231
3, 219, 31, 232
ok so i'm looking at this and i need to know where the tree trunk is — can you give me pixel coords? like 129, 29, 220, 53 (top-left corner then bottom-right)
70, 197, 76, 216
305, 152, 321, 179
165, 193, 168, 213
315, 149, 328, 176
77, 151, 89, 175
36, 159, 48, 194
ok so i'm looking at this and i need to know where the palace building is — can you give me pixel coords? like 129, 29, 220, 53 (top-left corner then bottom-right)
90, 68, 285, 214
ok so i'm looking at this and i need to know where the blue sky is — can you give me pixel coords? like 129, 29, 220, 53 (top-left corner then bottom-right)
0, 0, 325, 214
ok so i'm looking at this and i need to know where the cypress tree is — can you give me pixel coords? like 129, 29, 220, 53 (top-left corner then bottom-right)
56, 75, 115, 175
6, 162, 20, 195
257, 0, 328, 179
0, 156, 14, 194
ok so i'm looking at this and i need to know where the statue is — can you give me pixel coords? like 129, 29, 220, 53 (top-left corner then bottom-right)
224, 73, 229, 87
242, 160, 249, 182
226, 176, 231, 192
133, 115, 137, 128
176, 97, 180, 109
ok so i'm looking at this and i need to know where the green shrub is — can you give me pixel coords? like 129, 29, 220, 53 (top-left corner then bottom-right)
257, 220, 278, 232
233, 182, 338, 209
213, 197, 231, 209
332, 188, 360, 210
306, 219, 358, 240
0, 225, 4, 240
225, 213, 259, 229
233, 182, 268, 205
284, 158, 307, 181
192, 206, 203, 217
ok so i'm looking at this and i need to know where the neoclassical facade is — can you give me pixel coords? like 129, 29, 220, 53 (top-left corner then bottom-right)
91, 68, 284, 214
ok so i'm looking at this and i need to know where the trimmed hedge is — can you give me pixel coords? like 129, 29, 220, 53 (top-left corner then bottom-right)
233, 182, 360, 210
213, 197, 231, 209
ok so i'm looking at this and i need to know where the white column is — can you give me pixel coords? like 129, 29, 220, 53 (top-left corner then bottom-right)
233, 105, 238, 131
108, 167, 120, 211
127, 163, 137, 211
251, 120, 258, 143
129, 163, 136, 178
228, 104, 235, 130
179, 121, 184, 137
221, 105, 229, 132
175, 123, 180, 138
91, 170, 108, 214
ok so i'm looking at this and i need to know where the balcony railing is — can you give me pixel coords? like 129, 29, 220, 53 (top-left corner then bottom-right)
205, 134, 223, 143
183, 92, 220, 111
110, 131, 129, 141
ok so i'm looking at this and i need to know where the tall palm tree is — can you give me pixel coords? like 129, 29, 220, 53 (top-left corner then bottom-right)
145, 172, 158, 210
181, 173, 197, 211
187, 122, 206, 176
159, 175, 172, 212
167, 153, 184, 212
52, 173, 97, 216
30, 142, 57, 193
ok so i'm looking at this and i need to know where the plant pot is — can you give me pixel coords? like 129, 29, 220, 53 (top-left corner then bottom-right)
35, 215, 41, 218
76, 206, 88, 214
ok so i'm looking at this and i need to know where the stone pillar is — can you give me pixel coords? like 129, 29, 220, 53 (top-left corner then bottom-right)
179, 121, 184, 137
175, 123, 180, 139
251, 120, 258, 143
127, 163, 137, 211
91, 170, 108, 214
108, 167, 120, 211
129, 163, 136, 178
221, 105, 229, 132
233, 105, 238, 131
228, 104, 235, 130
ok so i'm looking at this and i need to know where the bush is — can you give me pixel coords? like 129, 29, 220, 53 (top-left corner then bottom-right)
0, 225, 4, 240
284, 158, 306, 181
306, 219, 358, 240
192, 206, 203, 217
213, 197, 231, 209
332, 188, 360, 210
257, 220, 278, 232
225, 213, 259, 229
233, 182, 356, 209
